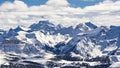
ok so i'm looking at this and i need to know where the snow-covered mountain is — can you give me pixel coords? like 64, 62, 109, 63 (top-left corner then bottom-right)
0, 21, 120, 67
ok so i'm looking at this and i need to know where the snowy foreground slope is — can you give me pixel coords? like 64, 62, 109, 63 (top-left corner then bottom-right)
0, 21, 120, 68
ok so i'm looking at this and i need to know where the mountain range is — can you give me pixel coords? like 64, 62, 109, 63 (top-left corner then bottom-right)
0, 21, 120, 68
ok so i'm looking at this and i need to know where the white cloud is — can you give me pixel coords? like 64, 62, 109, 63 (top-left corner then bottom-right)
46, 0, 69, 7
0, 1, 28, 11
0, 0, 120, 30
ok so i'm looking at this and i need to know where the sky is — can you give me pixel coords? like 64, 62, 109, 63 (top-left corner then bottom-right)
0, 0, 104, 8
0, 0, 120, 30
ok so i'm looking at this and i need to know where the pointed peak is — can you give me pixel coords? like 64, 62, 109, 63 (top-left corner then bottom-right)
39, 20, 49, 24
8, 28, 14, 31
56, 24, 63, 29
85, 22, 97, 29
16, 26, 22, 29
29, 20, 55, 31
76, 23, 83, 29
14, 26, 23, 32
13, 26, 30, 32
38, 20, 55, 27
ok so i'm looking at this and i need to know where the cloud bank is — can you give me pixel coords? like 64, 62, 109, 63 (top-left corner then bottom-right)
0, 0, 120, 30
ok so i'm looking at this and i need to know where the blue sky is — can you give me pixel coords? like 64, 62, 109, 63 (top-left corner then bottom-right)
0, 0, 47, 6
0, 0, 105, 8
68, 0, 104, 8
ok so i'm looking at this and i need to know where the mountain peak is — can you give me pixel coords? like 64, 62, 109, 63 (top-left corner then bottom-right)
29, 21, 55, 31
85, 22, 97, 29
14, 26, 23, 32
14, 26, 30, 32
